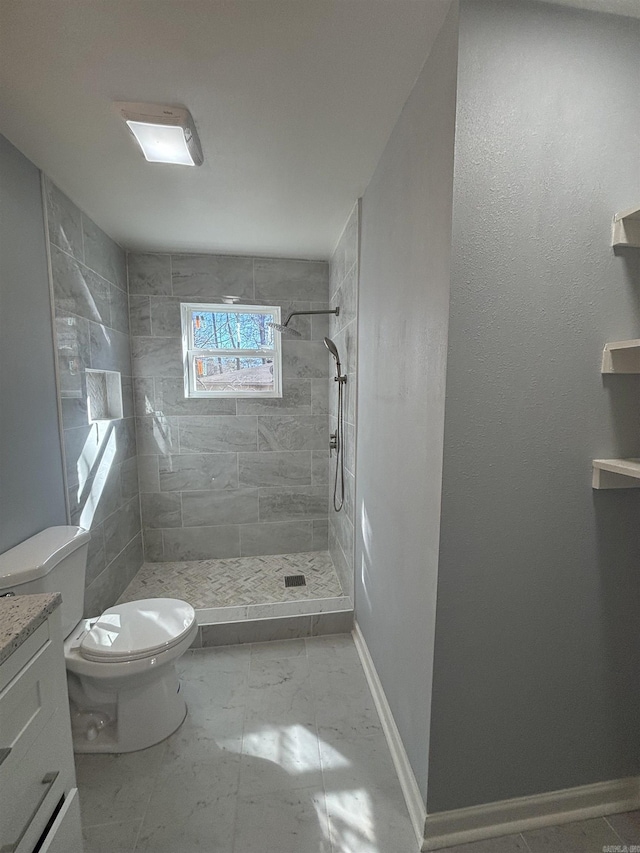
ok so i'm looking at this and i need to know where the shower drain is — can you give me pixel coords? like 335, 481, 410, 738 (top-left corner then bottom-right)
284, 574, 307, 588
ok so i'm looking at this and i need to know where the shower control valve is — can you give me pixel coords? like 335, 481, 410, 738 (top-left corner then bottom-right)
329, 431, 339, 456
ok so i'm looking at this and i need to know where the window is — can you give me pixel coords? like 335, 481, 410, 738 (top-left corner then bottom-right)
181, 303, 282, 397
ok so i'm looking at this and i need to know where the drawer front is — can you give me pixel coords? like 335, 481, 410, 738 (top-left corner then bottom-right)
34, 789, 82, 853
0, 634, 57, 771
0, 706, 74, 853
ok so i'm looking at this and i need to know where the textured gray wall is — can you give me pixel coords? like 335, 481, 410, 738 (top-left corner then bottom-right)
428, 0, 640, 812
44, 178, 142, 615
328, 203, 359, 599
127, 252, 330, 562
0, 135, 67, 554
355, 2, 459, 801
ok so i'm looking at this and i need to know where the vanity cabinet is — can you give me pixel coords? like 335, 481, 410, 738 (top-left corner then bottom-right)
0, 607, 82, 853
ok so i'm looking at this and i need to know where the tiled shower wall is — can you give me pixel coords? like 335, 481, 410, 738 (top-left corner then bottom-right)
44, 179, 142, 615
328, 203, 359, 599
127, 253, 331, 562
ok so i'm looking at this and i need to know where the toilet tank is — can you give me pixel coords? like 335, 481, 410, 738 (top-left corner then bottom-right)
0, 526, 91, 638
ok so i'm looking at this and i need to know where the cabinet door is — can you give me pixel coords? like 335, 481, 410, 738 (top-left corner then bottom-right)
38, 789, 83, 853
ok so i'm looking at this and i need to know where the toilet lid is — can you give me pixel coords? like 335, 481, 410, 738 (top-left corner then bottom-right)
80, 598, 196, 662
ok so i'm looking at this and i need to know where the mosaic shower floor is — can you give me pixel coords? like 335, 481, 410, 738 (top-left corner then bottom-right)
117, 551, 343, 611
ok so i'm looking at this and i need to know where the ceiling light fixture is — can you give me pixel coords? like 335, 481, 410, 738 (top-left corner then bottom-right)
115, 102, 203, 166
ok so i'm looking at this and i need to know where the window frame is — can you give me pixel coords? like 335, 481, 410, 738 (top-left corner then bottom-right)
180, 302, 283, 399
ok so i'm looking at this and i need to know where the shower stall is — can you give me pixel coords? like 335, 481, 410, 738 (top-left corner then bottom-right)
46, 174, 359, 644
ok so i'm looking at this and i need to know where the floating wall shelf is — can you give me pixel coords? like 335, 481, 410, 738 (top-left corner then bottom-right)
601, 339, 640, 374
612, 207, 640, 248
592, 458, 640, 489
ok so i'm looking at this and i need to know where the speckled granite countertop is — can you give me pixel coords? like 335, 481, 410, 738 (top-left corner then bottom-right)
0, 593, 61, 666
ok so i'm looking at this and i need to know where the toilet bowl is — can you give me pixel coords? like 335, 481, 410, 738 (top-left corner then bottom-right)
65, 598, 198, 752
0, 527, 198, 753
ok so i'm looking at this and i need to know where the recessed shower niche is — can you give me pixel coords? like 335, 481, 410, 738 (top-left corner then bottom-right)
85, 369, 123, 423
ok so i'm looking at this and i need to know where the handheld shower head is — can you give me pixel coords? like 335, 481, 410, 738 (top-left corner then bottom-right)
323, 337, 340, 361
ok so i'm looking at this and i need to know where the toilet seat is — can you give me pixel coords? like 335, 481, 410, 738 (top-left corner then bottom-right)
79, 598, 196, 663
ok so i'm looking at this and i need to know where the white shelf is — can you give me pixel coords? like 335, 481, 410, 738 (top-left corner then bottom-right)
612, 206, 640, 248
601, 339, 640, 374
592, 458, 640, 489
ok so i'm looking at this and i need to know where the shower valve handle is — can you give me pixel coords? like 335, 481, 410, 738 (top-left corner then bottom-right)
329, 432, 338, 456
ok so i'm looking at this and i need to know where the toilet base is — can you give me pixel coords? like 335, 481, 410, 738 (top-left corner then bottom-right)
68, 665, 187, 753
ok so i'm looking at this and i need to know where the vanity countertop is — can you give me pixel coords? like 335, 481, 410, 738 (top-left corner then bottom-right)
0, 593, 62, 666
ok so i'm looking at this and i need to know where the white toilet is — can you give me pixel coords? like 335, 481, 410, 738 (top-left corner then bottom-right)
0, 526, 198, 753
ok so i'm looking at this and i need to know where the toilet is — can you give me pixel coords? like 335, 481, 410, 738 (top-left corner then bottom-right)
0, 526, 198, 753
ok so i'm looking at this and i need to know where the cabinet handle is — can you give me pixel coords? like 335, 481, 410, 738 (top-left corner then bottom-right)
0, 771, 59, 853
0, 748, 10, 767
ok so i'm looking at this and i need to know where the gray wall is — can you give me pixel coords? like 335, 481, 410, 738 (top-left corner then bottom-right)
127, 252, 330, 562
45, 179, 142, 615
355, 2, 459, 801
428, 0, 640, 812
328, 203, 359, 599
0, 135, 67, 553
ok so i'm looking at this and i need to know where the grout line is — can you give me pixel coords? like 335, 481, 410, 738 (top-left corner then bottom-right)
519, 831, 533, 851
603, 814, 625, 842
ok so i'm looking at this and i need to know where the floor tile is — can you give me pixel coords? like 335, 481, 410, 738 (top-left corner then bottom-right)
325, 786, 418, 853
606, 810, 640, 844
439, 834, 529, 853
522, 816, 621, 852
232, 787, 331, 853
250, 637, 307, 661
82, 819, 141, 853
75, 743, 165, 827
136, 791, 237, 853
239, 721, 323, 795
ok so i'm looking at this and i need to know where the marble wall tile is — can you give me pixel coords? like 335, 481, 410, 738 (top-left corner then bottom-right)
238, 451, 311, 487
130, 336, 183, 378
239, 521, 314, 556
89, 322, 132, 375
55, 312, 91, 400
155, 378, 236, 416
141, 492, 182, 529
143, 528, 164, 562
137, 455, 160, 492
135, 415, 179, 456
312, 519, 329, 551
129, 295, 151, 336
257, 415, 327, 452
44, 177, 83, 259
311, 379, 329, 415
159, 453, 238, 492
128, 253, 172, 296
171, 254, 254, 300
60, 385, 89, 431
333, 265, 357, 332
113, 417, 138, 463
310, 304, 331, 341
84, 533, 144, 617
311, 610, 353, 635
120, 456, 140, 502
110, 284, 130, 335
329, 526, 352, 599
258, 486, 328, 522
236, 379, 311, 416
83, 215, 126, 290
312, 451, 330, 486
51, 245, 111, 326
182, 489, 259, 527
120, 376, 135, 419
163, 525, 241, 560
133, 378, 156, 415
282, 340, 331, 379
150, 296, 182, 336
254, 259, 328, 303
344, 421, 356, 477
330, 504, 354, 570
85, 523, 106, 587
103, 496, 142, 563
179, 416, 257, 453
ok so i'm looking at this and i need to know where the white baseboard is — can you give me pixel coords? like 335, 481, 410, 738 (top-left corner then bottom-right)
352, 622, 640, 853
352, 621, 427, 846
423, 776, 640, 850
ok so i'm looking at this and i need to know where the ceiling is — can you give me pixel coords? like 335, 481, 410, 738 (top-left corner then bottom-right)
1, 0, 637, 260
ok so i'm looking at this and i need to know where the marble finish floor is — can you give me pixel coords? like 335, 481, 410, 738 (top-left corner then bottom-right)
77, 634, 418, 853
117, 551, 343, 609
77, 634, 640, 853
